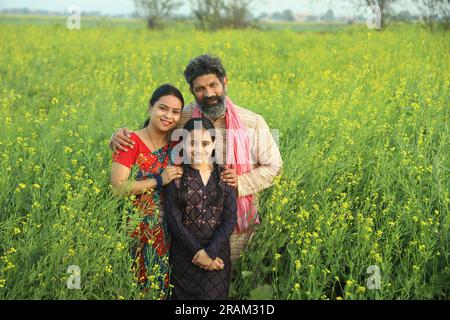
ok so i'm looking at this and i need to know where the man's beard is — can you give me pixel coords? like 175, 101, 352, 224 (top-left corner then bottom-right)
196, 93, 227, 120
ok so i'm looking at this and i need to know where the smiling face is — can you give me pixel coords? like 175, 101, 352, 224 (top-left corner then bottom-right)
184, 128, 216, 165
191, 74, 228, 119
148, 95, 183, 132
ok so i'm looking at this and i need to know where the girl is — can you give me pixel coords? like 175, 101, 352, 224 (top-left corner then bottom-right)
110, 84, 184, 298
164, 117, 237, 300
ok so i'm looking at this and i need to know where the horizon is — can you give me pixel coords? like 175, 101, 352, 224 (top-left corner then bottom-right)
0, 0, 421, 18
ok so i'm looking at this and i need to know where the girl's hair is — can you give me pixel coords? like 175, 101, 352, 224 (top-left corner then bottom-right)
143, 84, 185, 128
178, 117, 224, 209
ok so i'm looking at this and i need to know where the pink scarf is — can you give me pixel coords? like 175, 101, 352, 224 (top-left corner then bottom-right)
193, 97, 259, 233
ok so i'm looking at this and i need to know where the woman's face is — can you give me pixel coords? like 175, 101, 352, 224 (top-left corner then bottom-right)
185, 128, 215, 165
149, 95, 183, 132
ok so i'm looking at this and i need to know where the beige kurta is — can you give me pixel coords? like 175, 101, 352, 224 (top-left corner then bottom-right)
174, 102, 283, 262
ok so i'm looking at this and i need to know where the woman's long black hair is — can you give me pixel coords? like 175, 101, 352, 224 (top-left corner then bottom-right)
143, 84, 184, 128
178, 117, 224, 209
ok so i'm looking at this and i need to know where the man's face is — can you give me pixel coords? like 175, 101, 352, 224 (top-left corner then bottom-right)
191, 74, 228, 119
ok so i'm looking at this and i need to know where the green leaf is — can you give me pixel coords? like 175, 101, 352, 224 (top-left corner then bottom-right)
249, 285, 274, 300
241, 271, 254, 279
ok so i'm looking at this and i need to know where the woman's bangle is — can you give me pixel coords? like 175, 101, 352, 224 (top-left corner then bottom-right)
155, 175, 163, 190
109, 128, 120, 149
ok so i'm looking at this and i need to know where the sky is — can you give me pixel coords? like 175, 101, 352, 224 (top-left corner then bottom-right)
0, 0, 418, 17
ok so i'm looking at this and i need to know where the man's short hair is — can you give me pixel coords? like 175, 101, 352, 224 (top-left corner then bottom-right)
184, 54, 227, 88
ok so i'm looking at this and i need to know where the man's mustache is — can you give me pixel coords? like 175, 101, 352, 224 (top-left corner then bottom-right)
202, 95, 223, 104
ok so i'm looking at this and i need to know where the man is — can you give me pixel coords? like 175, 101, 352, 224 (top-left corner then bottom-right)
110, 54, 282, 266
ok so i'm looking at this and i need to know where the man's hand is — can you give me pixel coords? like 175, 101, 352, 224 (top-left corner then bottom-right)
221, 166, 238, 188
111, 127, 135, 153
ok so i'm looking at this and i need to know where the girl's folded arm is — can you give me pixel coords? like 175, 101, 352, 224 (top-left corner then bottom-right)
204, 185, 238, 260
164, 181, 203, 258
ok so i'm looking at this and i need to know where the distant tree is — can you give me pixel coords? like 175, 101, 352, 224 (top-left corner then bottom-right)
271, 12, 283, 21
228, 0, 255, 27
130, 11, 141, 19
269, 10, 294, 21
281, 9, 295, 21
416, 0, 450, 30
351, 0, 399, 28
190, 0, 225, 30
134, 0, 183, 29
257, 12, 269, 20
322, 9, 335, 21
189, 0, 258, 30
306, 15, 319, 22
392, 9, 412, 21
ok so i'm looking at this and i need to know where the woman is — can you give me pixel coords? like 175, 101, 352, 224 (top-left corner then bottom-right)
164, 117, 237, 300
110, 84, 184, 299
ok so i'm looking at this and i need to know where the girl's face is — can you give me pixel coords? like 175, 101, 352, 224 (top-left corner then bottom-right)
149, 95, 183, 132
185, 128, 215, 165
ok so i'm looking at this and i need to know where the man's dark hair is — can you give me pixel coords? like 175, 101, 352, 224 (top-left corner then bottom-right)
183, 54, 227, 88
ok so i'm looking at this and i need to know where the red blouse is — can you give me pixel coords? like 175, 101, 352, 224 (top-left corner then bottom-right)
112, 132, 152, 169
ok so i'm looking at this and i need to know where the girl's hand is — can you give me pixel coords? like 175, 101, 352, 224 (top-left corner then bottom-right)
207, 258, 224, 271
161, 166, 183, 185
193, 253, 224, 271
192, 249, 213, 268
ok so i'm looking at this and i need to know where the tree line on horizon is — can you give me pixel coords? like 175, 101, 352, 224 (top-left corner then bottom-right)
1, 0, 449, 31
134, 0, 449, 30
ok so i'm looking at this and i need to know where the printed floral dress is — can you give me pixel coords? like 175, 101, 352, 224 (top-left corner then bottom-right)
112, 132, 176, 298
